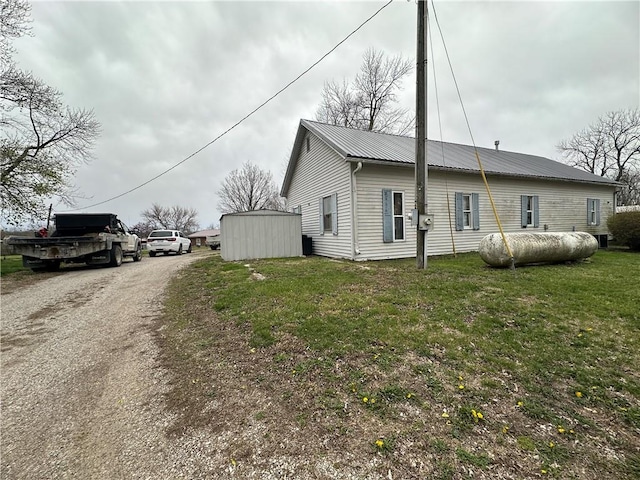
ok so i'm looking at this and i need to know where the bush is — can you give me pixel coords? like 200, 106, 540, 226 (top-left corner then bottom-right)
607, 211, 640, 250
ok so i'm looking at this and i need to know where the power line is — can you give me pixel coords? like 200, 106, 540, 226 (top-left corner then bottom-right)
75, 0, 395, 211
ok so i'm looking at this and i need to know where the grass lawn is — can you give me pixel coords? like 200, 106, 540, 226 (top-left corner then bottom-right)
158, 250, 639, 479
0, 255, 28, 276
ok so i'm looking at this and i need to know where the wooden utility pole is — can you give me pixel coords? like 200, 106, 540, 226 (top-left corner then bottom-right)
416, 0, 428, 269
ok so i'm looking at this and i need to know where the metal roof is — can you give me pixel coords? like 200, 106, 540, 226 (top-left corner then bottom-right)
280, 119, 618, 196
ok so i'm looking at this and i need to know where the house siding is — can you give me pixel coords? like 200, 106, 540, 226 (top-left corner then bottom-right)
285, 131, 353, 259
354, 165, 615, 260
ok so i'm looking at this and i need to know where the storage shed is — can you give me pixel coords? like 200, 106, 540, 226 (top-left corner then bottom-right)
220, 210, 303, 261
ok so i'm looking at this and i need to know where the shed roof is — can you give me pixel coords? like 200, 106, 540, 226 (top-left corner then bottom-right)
281, 119, 619, 196
220, 209, 300, 220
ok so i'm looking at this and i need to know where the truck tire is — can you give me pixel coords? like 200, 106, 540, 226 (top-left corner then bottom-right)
187, 244, 192, 253
133, 243, 142, 262
177, 245, 183, 255
109, 245, 123, 267
45, 260, 61, 272
149, 251, 156, 257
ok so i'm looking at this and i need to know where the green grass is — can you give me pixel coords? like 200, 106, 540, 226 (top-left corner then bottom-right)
0, 255, 27, 276
159, 250, 640, 478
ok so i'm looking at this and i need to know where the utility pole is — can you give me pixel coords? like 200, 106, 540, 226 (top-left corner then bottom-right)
416, 0, 428, 269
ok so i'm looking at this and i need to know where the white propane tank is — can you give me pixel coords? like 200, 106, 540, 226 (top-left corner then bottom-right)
479, 232, 599, 267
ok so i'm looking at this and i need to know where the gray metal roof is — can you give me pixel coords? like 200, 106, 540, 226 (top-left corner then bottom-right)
280, 119, 618, 196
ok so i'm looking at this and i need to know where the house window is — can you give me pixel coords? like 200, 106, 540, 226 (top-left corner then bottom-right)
587, 198, 600, 226
521, 195, 539, 228
319, 193, 337, 235
292, 205, 301, 214
393, 191, 405, 240
382, 189, 405, 242
462, 194, 472, 228
455, 192, 480, 231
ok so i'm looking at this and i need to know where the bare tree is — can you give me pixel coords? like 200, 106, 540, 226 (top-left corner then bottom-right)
0, 0, 31, 69
315, 47, 414, 135
130, 220, 155, 239
558, 109, 640, 205
218, 161, 284, 214
141, 203, 199, 234
1, 3, 101, 226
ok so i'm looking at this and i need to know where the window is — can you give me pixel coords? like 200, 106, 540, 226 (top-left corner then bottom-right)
587, 198, 600, 226
382, 189, 405, 242
521, 195, 539, 228
393, 192, 405, 240
306, 137, 310, 152
319, 193, 337, 235
462, 194, 472, 228
455, 192, 480, 231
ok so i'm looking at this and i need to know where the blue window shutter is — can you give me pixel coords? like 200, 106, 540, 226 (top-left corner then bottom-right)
332, 193, 338, 235
533, 195, 539, 228
455, 192, 463, 231
319, 197, 324, 235
382, 189, 393, 242
472, 193, 480, 230
521, 195, 528, 228
595, 199, 600, 226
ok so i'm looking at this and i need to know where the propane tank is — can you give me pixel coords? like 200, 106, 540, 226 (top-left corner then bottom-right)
479, 232, 598, 267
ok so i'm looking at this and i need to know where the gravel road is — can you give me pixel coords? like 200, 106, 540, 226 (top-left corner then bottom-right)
1, 253, 203, 480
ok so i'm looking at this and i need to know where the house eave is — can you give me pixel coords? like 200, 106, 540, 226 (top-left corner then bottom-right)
344, 156, 620, 187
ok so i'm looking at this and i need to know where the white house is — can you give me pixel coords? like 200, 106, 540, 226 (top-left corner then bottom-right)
280, 119, 619, 261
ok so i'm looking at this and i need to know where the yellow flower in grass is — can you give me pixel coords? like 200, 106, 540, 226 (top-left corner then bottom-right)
375, 439, 385, 448
363, 397, 369, 403
441, 411, 450, 418
517, 401, 524, 408
502, 425, 509, 434
575, 391, 583, 398
471, 409, 484, 422
557, 426, 566, 434
458, 384, 465, 390
370, 398, 376, 404
549, 441, 555, 448
406, 393, 414, 399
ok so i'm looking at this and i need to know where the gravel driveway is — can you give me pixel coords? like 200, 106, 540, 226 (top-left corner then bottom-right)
1, 253, 202, 479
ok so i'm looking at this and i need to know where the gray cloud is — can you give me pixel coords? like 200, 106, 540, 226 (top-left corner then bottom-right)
11, 0, 639, 228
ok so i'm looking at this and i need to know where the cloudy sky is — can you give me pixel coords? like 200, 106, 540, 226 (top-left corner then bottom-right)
10, 0, 639, 229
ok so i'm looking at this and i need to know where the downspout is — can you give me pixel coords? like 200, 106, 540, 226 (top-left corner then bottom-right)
351, 161, 363, 258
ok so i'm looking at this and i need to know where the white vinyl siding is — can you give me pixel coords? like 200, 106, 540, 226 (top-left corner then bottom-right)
353, 165, 615, 260
283, 132, 352, 259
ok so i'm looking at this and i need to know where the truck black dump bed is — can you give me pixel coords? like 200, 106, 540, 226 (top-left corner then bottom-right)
52, 213, 118, 237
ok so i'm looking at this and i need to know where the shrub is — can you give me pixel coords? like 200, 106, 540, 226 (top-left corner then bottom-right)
607, 211, 640, 250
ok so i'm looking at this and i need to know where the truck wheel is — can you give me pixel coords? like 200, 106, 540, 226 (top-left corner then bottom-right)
45, 260, 61, 272
177, 245, 183, 255
149, 251, 157, 257
133, 243, 142, 262
187, 244, 192, 253
109, 245, 123, 267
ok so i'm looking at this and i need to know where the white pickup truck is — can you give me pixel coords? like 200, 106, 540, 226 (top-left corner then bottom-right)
3, 213, 142, 272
